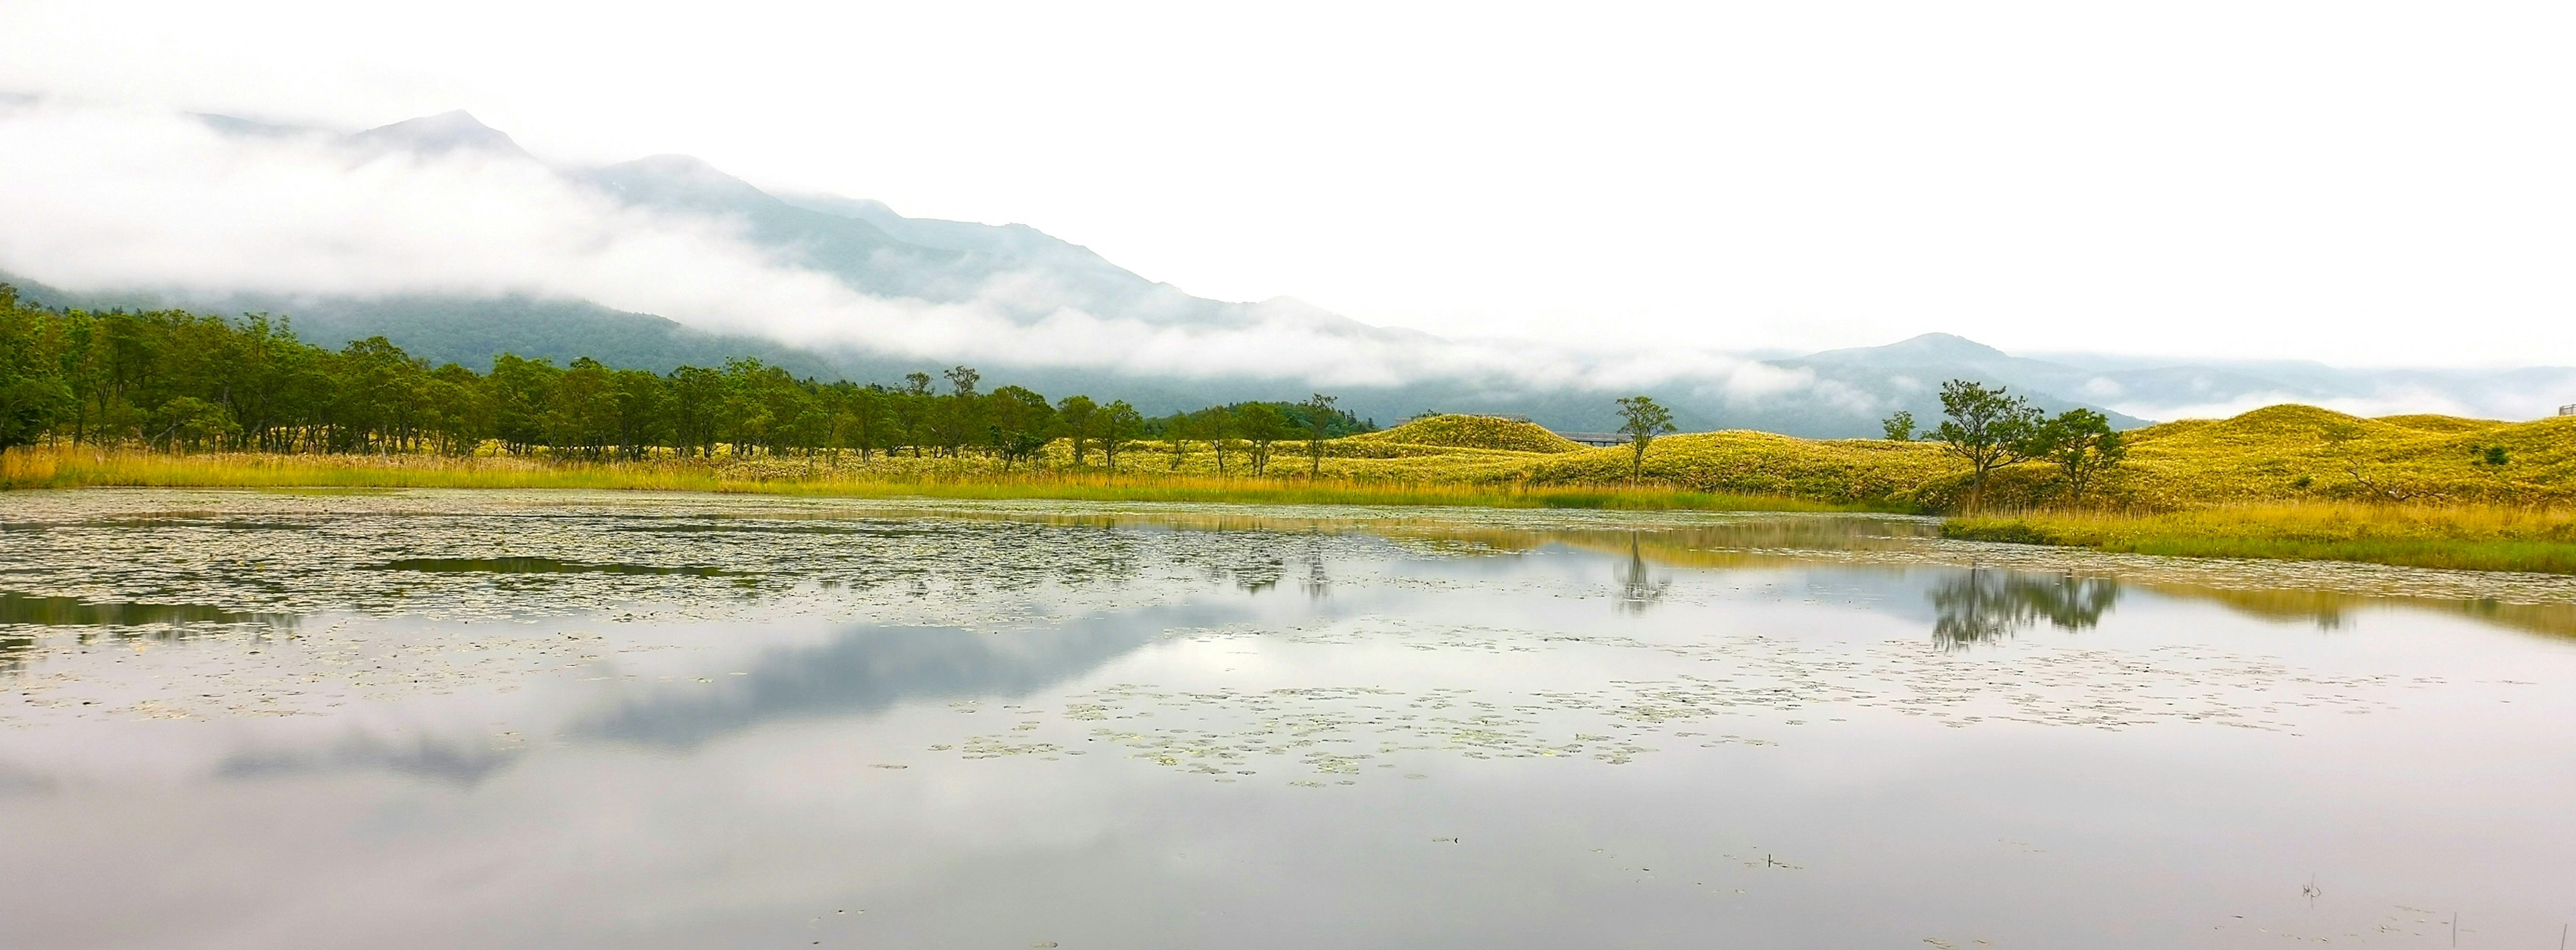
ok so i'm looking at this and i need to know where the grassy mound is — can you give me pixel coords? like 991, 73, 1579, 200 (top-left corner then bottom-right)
1346, 415, 1585, 454
2097, 405, 2576, 508
2375, 414, 2504, 433
1528, 431, 1962, 506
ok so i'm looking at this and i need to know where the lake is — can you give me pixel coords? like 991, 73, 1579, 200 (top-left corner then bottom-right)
3, 488, 2573, 949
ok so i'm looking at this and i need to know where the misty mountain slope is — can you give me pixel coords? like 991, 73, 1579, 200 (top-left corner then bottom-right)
10, 106, 2571, 436
1776, 333, 2151, 429
0, 271, 847, 380
347, 109, 533, 158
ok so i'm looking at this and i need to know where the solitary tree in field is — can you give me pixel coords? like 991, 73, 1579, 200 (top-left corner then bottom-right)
1881, 410, 1915, 441
2028, 408, 2125, 503
1099, 400, 1142, 471
1931, 379, 2042, 509
1300, 393, 1338, 476
1615, 396, 1676, 482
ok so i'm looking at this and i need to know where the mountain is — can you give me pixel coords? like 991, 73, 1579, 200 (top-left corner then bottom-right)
8, 109, 2572, 436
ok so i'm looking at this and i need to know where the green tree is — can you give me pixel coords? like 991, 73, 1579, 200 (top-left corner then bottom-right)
894, 372, 933, 457
608, 367, 670, 460
1193, 405, 1235, 473
1615, 395, 1677, 482
1299, 392, 1338, 476
486, 354, 561, 455
835, 382, 889, 460
665, 365, 727, 458
1235, 402, 1287, 476
934, 366, 981, 458
0, 287, 73, 450
983, 385, 1055, 468
1881, 409, 1915, 441
1932, 380, 2043, 509
1098, 399, 1142, 470
2029, 408, 2125, 503
1055, 394, 1097, 465
1161, 411, 1193, 469
546, 357, 618, 458
148, 396, 238, 453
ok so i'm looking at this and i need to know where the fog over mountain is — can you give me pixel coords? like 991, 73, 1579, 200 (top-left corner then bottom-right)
4, 101, 2570, 435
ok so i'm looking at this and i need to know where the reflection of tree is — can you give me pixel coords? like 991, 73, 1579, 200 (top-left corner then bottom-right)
1234, 558, 1282, 594
1614, 535, 1671, 615
1929, 568, 2119, 649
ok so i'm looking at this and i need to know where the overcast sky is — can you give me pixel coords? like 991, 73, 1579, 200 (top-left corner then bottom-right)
3, 1, 2571, 366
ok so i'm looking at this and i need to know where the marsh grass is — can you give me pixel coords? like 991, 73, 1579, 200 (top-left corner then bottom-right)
0, 446, 1886, 513
1946, 500, 2576, 574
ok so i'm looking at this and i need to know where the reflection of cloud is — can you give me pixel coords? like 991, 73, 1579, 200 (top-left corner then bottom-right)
0, 99, 1819, 397
580, 604, 1244, 749
219, 733, 521, 785
210, 604, 1226, 785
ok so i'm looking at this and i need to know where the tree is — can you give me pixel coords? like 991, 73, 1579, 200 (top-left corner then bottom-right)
1236, 403, 1287, 475
984, 385, 1055, 469
894, 372, 933, 457
665, 365, 727, 458
1931, 380, 2043, 508
486, 354, 561, 456
149, 396, 238, 453
1194, 405, 1235, 473
1161, 411, 1191, 469
933, 366, 982, 458
1098, 400, 1142, 470
0, 289, 72, 450
1881, 410, 1915, 441
1056, 394, 1097, 465
2029, 408, 2125, 503
1299, 392, 1338, 476
1615, 395, 1676, 482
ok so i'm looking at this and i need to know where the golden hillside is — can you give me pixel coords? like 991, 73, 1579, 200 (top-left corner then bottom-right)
1342, 415, 1586, 454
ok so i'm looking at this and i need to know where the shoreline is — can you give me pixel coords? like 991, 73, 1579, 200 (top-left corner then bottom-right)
13, 447, 2576, 576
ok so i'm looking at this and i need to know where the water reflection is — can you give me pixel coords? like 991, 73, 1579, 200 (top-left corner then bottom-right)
0, 592, 283, 627
1929, 568, 2122, 649
1613, 535, 1671, 615
0, 592, 297, 674
372, 557, 739, 577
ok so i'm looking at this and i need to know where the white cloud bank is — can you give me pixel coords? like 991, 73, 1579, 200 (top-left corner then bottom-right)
0, 99, 1807, 401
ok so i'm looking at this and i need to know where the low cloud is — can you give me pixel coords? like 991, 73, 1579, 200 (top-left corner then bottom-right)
0, 99, 1803, 400
2106, 387, 2489, 423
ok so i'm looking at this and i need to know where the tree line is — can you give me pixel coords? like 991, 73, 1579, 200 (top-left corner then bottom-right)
0, 286, 1377, 472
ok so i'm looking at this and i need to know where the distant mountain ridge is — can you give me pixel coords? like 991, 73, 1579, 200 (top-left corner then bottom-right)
7, 109, 2573, 435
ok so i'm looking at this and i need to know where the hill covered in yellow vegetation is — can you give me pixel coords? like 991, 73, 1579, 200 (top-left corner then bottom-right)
1308, 407, 2576, 511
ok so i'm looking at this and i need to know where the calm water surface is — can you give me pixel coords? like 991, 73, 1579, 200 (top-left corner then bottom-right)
3, 489, 2573, 948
